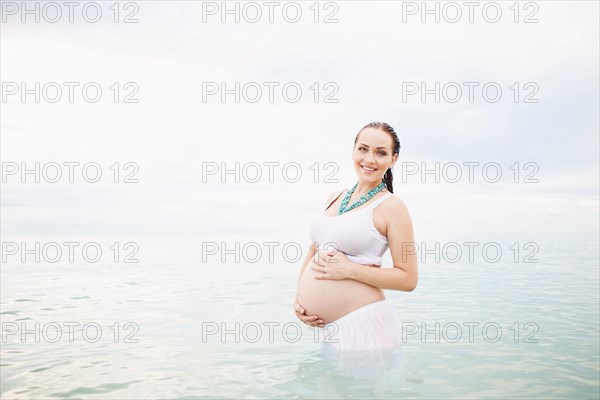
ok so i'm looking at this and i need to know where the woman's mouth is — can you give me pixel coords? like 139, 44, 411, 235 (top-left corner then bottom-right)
361, 165, 377, 173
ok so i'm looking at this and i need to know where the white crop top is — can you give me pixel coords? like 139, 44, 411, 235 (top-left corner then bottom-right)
308, 189, 394, 266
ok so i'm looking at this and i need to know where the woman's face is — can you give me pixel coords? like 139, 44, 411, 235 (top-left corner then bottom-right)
352, 127, 398, 185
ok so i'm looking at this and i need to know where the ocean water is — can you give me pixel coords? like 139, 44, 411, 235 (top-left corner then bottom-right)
1, 233, 598, 399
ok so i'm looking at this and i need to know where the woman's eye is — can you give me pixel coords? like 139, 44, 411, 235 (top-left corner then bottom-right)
358, 147, 385, 155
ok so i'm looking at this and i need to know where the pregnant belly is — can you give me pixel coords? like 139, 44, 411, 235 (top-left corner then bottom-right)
297, 260, 384, 324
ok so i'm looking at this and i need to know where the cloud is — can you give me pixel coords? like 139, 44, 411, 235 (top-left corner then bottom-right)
1, 1, 598, 237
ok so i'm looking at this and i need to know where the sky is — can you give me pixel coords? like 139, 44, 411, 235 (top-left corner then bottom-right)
1, 0, 598, 241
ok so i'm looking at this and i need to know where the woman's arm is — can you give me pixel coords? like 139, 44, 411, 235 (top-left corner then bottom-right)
293, 190, 341, 328
348, 262, 417, 292
349, 196, 418, 291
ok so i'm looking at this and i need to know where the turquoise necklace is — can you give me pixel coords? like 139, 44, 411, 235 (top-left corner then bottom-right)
338, 181, 386, 215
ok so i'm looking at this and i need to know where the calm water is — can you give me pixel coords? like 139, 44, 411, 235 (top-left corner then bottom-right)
1, 233, 599, 399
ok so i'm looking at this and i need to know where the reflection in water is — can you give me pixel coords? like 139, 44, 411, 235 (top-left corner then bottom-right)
290, 342, 409, 397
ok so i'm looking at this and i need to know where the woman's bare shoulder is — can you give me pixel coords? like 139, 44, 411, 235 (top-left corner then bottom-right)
325, 189, 345, 206
382, 193, 411, 219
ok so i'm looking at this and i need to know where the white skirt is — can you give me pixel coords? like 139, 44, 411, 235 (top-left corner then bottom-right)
319, 299, 402, 353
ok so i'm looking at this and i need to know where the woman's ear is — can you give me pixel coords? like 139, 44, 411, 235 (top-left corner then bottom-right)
391, 153, 399, 168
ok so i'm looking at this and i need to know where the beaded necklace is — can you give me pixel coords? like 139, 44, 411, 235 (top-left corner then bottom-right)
338, 181, 386, 215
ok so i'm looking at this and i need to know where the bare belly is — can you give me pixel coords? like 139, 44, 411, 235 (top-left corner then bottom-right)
296, 259, 385, 324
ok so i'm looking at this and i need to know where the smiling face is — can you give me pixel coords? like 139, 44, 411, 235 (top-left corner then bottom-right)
352, 127, 398, 185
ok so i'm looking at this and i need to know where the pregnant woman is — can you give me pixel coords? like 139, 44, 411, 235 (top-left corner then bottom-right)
294, 121, 418, 353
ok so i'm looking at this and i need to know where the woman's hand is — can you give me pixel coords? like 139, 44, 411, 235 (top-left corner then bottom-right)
311, 248, 354, 280
294, 298, 324, 328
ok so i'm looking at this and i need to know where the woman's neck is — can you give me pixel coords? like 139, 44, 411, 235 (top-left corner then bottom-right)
354, 181, 386, 198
